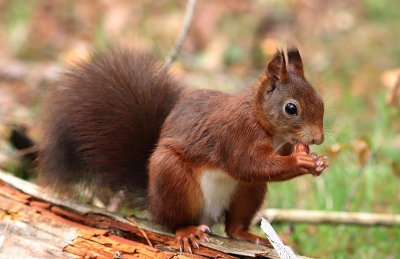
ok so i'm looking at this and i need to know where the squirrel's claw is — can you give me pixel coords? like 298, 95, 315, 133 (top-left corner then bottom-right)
175, 224, 209, 253
311, 156, 329, 176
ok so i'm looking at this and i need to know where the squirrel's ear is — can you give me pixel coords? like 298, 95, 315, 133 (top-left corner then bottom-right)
287, 46, 304, 77
266, 50, 288, 83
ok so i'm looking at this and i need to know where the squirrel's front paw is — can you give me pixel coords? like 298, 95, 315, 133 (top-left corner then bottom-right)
293, 152, 316, 174
310, 152, 329, 176
175, 224, 210, 253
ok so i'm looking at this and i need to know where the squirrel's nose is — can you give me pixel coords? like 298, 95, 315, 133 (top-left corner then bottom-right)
312, 133, 324, 145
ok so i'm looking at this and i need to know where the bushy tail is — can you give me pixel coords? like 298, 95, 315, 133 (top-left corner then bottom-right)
37, 45, 185, 200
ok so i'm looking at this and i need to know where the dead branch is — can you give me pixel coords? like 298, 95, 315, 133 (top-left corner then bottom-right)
164, 0, 197, 68
0, 146, 39, 166
261, 209, 400, 227
126, 216, 153, 248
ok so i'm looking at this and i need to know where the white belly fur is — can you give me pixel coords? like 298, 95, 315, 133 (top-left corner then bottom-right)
198, 168, 238, 226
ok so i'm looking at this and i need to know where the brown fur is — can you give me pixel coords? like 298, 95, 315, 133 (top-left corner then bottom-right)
147, 47, 325, 249
37, 45, 185, 200
38, 45, 325, 252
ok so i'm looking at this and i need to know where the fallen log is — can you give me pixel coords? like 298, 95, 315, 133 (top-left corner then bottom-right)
0, 170, 312, 259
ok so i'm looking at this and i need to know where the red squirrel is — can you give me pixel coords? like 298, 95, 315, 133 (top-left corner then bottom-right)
37, 45, 328, 253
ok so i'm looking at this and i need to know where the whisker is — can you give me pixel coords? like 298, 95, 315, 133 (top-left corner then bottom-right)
322, 91, 341, 105
290, 143, 296, 154
322, 137, 335, 146
274, 140, 290, 154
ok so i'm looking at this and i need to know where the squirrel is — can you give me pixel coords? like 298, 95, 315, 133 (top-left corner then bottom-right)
37, 44, 329, 253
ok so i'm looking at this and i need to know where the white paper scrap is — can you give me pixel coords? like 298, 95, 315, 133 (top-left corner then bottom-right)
260, 217, 297, 259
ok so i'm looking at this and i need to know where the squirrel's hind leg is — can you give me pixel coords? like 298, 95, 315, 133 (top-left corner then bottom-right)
225, 182, 273, 247
148, 142, 207, 253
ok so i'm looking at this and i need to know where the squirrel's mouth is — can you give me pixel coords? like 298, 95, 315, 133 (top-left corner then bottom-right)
291, 138, 305, 145
296, 142, 310, 154
292, 138, 300, 145
283, 134, 312, 146
292, 138, 313, 146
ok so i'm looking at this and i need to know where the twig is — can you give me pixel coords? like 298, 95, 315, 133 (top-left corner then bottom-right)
0, 222, 11, 248
0, 145, 39, 166
341, 151, 377, 211
126, 217, 153, 247
1, 222, 11, 235
260, 209, 400, 227
164, 0, 197, 68
106, 190, 126, 212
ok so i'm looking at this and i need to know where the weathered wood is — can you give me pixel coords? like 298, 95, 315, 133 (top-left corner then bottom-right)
0, 194, 76, 258
0, 178, 209, 259
0, 169, 312, 258
261, 209, 400, 227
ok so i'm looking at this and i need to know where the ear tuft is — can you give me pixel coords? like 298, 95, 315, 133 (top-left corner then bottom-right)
266, 49, 288, 83
287, 46, 304, 76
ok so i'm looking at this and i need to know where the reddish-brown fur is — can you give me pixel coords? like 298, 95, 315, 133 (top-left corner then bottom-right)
37, 46, 185, 200
37, 44, 329, 253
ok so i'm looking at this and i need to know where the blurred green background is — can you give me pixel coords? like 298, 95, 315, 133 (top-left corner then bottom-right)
0, 0, 399, 258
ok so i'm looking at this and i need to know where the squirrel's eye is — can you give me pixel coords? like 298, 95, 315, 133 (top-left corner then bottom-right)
285, 103, 298, 116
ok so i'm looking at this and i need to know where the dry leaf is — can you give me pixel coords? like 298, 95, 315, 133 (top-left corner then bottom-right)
381, 68, 400, 108
324, 143, 346, 162
351, 138, 370, 166
391, 161, 400, 176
